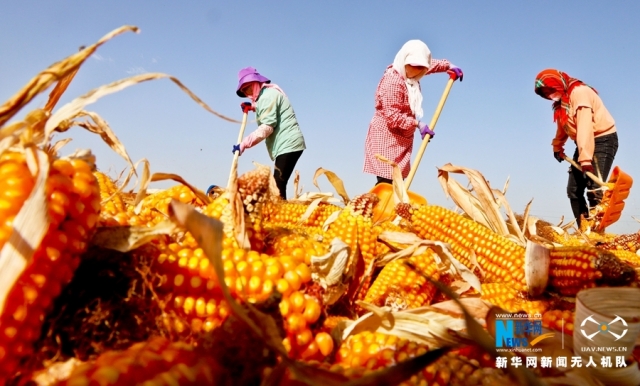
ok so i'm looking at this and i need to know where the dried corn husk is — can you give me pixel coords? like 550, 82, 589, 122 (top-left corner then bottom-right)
313, 167, 349, 205
376, 231, 482, 292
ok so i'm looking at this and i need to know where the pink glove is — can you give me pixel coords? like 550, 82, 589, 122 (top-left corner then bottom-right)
418, 121, 435, 140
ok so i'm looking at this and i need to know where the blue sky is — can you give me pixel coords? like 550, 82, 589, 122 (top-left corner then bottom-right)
2, 1, 639, 233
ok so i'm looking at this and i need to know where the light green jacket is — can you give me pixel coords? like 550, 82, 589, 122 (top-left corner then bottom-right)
256, 87, 306, 160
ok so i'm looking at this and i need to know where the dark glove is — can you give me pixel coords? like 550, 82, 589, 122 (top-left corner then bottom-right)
581, 164, 594, 177
447, 66, 463, 82
240, 102, 255, 114
418, 121, 435, 140
553, 150, 565, 163
232, 144, 241, 155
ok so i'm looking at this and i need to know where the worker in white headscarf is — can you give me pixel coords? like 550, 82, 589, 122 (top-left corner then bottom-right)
363, 40, 462, 185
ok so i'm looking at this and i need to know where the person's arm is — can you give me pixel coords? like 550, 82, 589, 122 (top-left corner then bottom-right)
425, 59, 451, 74
378, 72, 418, 133
571, 86, 597, 166
239, 124, 274, 153
575, 107, 595, 166
551, 120, 569, 153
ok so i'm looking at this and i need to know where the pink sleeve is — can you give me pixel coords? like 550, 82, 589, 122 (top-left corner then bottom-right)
551, 121, 568, 152
426, 59, 451, 74
240, 124, 274, 152
575, 107, 595, 165
378, 72, 417, 132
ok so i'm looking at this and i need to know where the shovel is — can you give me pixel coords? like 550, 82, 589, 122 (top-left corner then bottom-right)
371, 74, 456, 223
563, 155, 633, 230
227, 111, 248, 188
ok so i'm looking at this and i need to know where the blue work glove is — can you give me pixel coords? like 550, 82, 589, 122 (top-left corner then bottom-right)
240, 102, 255, 114
232, 144, 241, 155
447, 66, 463, 82
418, 121, 435, 140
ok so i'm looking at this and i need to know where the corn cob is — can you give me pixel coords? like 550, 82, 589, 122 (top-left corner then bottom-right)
202, 166, 278, 251
93, 171, 129, 226
264, 228, 327, 266
335, 331, 429, 370
0, 153, 100, 381
551, 231, 590, 247
130, 184, 206, 227
322, 193, 378, 300
596, 232, 640, 253
542, 309, 575, 335
480, 282, 520, 305
263, 200, 341, 235
58, 336, 223, 385
237, 164, 278, 252
548, 246, 636, 296
333, 331, 516, 385
479, 283, 549, 315
371, 220, 407, 258
607, 249, 640, 268
152, 231, 336, 360
401, 204, 527, 291
500, 299, 551, 316
364, 250, 440, 310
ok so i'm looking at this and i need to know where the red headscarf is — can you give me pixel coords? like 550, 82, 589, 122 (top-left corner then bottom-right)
534, 69, 597, 127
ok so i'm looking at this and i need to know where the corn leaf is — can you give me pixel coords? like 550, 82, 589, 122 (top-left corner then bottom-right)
377, 231, 482, 292
90, 221, 177, 253
150, 172, 211, 205
493, 187, 526, 245
342, 301, 470, 348
374, 154, 409, 205
313, 167, 350, 204
0, 147, 50, 316
438, 163, 510, 236
0, 25, 139, 127
58, 110, 134, 171
132, 158, 151, 211
292, 170, 302, 200
50, 138, 72, 154
310, 239, 351, 305
45, 72, 241, 143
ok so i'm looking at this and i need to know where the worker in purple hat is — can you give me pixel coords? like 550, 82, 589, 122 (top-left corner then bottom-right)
233, 67, 306, 200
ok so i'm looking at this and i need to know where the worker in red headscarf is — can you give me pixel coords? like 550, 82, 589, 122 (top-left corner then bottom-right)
534, 69, 618, 225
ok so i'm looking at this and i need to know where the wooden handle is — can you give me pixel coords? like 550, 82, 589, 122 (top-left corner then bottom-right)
227, 112, 248, 188
563, 156, 605, 186
405, 77, 455, 189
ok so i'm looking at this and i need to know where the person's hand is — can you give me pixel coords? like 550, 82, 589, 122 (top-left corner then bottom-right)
418, 121, 435, 140
447, 66, 463, 82
232, 144, 243, 155
240, 102, 255, 114
581, 164, 594, 177
553, 150, 565, 163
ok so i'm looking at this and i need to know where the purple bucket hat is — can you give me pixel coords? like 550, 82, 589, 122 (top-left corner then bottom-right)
236, 67, 271, 97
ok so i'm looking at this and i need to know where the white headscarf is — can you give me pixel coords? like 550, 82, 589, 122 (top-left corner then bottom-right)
391, 40, 432, 120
